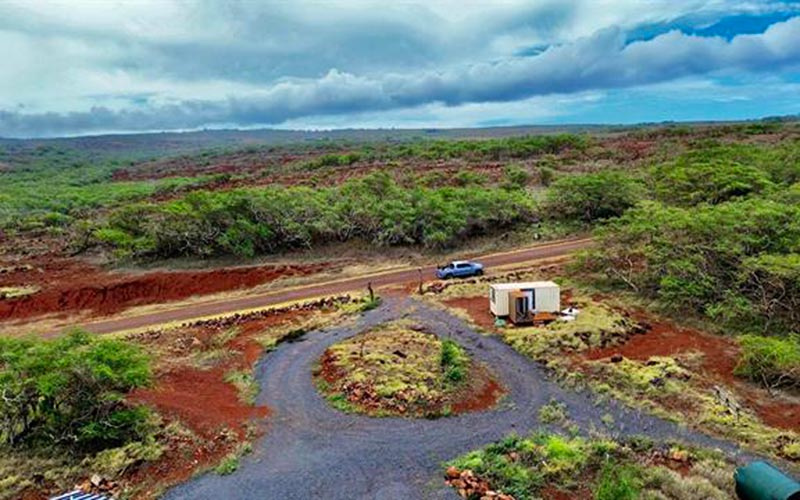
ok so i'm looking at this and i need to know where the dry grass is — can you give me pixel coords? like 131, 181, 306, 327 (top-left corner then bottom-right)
314, 320, 473, 416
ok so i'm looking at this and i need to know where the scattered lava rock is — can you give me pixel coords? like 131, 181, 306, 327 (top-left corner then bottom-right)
129, 295, 352, 340
445, 467, 514, 500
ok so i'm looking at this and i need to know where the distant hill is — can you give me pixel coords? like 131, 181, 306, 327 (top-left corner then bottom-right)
0, 116, 797, 162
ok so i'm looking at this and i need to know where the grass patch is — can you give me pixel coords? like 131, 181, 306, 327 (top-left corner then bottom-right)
214, 441, 253, 476
585, 354, 800, 462
538, 400, 569, 425
0, 286, 39, 299
735, 334, 800, 391
358, 295, 383, 312
441, 339, 468, 384
313, 321, 484, 417
224, 370, 259, 405
215, 455, 239, 475
445, 431, 736, 500
502, 299, 634, 364
595, 461, 642, 500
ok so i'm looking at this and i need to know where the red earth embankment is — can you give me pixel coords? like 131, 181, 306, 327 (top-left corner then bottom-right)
0, 262, 326, 322
124, 309, 305, 498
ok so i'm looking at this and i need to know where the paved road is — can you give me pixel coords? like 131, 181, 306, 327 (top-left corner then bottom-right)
72, 238, 591, 335
165, 298, 751, 500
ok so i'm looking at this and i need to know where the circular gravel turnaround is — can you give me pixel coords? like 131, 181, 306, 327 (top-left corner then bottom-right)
165, 298, 753, 500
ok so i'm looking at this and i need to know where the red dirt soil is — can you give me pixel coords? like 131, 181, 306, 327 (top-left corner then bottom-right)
452, 376, 505, 414
0, 259, 326, 322
584, 314, 741, 381
133, 365, 267, 438
584, 313, 800, 432
443, 296, 497, 331
442, 294, 799, 432
126, 310, 303, 497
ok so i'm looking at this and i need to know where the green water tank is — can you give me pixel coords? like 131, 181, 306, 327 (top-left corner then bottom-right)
735, 461, 800, 500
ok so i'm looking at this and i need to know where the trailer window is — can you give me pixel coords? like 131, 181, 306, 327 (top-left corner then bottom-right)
490, 288, 495, 302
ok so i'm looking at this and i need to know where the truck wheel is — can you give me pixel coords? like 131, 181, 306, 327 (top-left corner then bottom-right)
476, 270, 484, 276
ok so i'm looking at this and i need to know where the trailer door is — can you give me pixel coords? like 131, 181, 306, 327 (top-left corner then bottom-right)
521, 288, 535, 311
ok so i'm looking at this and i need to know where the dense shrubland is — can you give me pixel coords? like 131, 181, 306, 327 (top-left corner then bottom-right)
0, 145, 214, 233
0, 331, 153, 451
577, 139, 800, 391
582, 141, 800, 335
544, 171, 645, 222
93, 172, 538, 258
0, 133, 587, 237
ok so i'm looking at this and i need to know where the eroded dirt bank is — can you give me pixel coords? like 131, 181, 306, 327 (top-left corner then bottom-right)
0, 260, 326, 322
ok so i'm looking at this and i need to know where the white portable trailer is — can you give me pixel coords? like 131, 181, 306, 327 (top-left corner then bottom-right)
489, 281, 560, 317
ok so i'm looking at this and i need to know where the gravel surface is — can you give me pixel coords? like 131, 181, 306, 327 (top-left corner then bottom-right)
165, 297, 754, 500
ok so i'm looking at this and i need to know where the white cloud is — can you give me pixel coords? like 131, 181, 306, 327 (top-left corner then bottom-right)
0, 1, 799, 136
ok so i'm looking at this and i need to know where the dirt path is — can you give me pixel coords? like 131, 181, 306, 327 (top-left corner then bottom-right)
164, 298, 754, 500
45, 238, 591, 336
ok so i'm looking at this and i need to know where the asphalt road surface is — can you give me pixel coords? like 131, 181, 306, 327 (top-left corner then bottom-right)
73, 238, 591, 335
164, 298, 751, 500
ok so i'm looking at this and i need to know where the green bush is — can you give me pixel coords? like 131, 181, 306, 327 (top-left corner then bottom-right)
538, 166, 556, 186
545, 171, 644, 222
595, 461, 642, 500
502, 164, 531, 190
735, 334, 800, 390
215, 455, 239, 475
440, 339, 468, 384
0, 331, 152, 451
538, 400, 569, 424
654, 159, 773, 206
453, 170, 485, 187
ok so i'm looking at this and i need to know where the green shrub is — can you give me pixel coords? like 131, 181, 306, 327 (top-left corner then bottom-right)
654, 159, 773, 206
359, 296, 382, 312
538, 400, 568, 424
453, 170, 485, 187
545, 171, 644, 222
735, 334, 800, 390
502, 164, 531, 190
440, 339, 468, 384
215, 455, 239, 475
0, 331, 152, 451
595, 461, 642, 500
538, 166, 556, 186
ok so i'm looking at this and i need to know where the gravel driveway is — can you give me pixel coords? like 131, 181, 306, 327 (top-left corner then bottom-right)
165, 298, 752, 500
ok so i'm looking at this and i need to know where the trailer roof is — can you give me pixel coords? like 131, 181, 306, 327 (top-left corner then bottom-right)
489, 281, 559, 290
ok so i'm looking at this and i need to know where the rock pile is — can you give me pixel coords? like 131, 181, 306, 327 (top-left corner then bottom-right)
74, 474, 119, 498
188, 295, 352, 331
129, 295, 352, 341
445, 466, 514, 500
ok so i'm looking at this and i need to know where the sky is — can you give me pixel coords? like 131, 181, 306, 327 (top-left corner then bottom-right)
1, 0, 800, 138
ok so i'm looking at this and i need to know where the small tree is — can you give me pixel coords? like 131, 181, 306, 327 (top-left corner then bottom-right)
545, 171, 644, 222
735, 334, 800, 392
0, 330, 152, 451
502, 164, 531, 190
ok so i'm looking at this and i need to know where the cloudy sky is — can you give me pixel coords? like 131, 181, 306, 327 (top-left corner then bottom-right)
1, 0, 800, 137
